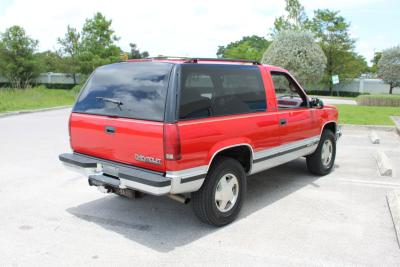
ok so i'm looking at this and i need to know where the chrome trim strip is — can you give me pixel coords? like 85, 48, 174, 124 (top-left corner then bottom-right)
251, 143, 318, 175
253, 136, 320, 161
166, 165, 208, 180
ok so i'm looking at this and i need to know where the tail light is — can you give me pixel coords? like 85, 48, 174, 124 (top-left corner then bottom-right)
68, 114, 72, 149
163, 123, 181, 161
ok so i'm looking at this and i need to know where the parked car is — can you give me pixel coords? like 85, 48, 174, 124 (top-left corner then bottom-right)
59, 58, 341, 226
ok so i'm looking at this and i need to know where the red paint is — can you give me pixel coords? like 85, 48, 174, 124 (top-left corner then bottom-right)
69, 59, 338, 173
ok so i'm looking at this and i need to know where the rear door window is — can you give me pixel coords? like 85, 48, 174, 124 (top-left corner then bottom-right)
179, 64, 266, 120
73, 62, 173, 121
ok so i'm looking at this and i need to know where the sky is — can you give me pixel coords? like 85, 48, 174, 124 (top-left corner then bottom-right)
0, 0, 399, 65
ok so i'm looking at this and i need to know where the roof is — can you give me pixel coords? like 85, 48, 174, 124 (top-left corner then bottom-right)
126, 57, 288, 72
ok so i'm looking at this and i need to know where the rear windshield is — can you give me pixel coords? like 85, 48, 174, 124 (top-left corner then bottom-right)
73, 62, 173, 121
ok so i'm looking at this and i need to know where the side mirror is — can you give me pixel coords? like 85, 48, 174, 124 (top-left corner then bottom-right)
309, 97, 324, 109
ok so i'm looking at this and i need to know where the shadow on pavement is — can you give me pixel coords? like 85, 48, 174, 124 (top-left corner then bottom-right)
67, 158, 319, 252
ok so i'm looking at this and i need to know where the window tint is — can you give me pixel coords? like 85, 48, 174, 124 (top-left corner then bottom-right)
179, 64, 266, 120
73, 62, 172, 121
270, 72, 307, 109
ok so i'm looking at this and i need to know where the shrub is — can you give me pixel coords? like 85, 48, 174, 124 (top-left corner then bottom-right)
356, 94, 400, 107
378, 46, 400, 94
261, 31, 327, 85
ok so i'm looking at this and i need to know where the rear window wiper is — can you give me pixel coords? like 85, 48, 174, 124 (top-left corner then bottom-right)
96, 97, 123, 109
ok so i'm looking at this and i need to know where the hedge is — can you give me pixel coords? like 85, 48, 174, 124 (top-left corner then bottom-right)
356, 94, 400, 107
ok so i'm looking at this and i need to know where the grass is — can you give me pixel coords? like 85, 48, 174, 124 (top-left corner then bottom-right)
0, 86, 78, 113
336, 104, 400, 125
1, 86, 399, 126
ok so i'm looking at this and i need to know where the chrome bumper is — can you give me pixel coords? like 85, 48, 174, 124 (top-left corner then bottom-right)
59, 153, 171, 195
59, 153, 206, 195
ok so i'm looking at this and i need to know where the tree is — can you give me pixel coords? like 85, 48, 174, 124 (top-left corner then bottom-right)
217, 35, 271, 61
378, 46, 400, 94
78, 12, 121, 74
128, 43, 149, 59
0, 26, 40, 88
309, 9, 358, 94
369, 51, 382, 74
35, 50, 69, 73
261, 31, 326, 85
58, 26, 81, 83
271, 0, 309, 35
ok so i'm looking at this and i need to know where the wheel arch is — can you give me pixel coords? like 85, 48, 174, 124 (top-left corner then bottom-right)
321, 121, 337, 135
207, 144, 254, 174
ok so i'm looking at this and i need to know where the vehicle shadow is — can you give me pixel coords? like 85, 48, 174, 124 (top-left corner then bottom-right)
66, 158, 320, 252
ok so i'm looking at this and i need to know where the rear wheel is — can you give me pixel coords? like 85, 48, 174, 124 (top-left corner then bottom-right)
192, 157, 246, 226
306, 129, 336, 176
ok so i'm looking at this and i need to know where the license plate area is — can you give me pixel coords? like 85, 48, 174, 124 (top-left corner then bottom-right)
100, 164, 119, 177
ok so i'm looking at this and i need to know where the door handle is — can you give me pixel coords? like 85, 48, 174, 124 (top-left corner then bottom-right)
279, 119, 287, 126
105, 126, 115, 134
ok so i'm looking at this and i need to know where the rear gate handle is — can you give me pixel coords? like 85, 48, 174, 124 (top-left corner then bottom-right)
105, 126, 115, 134
279, 119, 287, 126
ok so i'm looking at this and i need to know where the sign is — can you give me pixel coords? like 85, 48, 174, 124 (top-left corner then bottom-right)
332, 75, 339, 85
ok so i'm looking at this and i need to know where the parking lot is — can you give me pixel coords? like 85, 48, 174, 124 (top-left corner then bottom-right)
1, 109, 400, 266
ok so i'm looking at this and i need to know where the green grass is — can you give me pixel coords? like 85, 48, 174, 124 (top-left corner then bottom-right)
336, 104, 400, 125
0, 86, 78, 113
1, 87, 399, 126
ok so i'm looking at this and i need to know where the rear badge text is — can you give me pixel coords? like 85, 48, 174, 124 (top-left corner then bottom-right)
135, 154, 162, 165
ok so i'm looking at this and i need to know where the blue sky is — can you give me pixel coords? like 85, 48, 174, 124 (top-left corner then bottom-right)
0, 0, 399, 65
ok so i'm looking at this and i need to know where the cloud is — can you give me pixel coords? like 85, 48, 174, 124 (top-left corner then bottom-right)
0, 0, 395, 62
303, 0, 380, 10
0, 0, 282, 57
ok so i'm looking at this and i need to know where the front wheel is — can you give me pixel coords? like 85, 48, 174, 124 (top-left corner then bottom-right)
192, 157, 246, 226
306, 130, 336, 176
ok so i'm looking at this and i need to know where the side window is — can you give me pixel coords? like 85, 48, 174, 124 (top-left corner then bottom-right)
270, 72, 307, 110
179, 65, 266, 120
179, 73, 214, 119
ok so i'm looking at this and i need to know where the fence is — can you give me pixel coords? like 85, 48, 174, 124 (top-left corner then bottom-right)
336, 78, 397, 95
0, 73, 82, 88
0, 73, 398, 95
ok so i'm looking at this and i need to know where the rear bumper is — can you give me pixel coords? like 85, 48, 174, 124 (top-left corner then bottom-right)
59, 153, 206, 195
59, 153, 171, 195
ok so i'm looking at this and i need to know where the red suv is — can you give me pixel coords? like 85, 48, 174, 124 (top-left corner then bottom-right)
59, 58, 341, 226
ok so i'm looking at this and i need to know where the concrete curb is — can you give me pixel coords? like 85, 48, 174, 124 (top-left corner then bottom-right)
391, 116, 400, 136
340, 124, 395, 131
376, 151, 393, 177
387, 190, 400, 249
369, 130, 380, 144
0, 105, 72, 118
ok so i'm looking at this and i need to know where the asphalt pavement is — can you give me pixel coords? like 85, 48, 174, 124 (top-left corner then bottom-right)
1, 109, 400, 266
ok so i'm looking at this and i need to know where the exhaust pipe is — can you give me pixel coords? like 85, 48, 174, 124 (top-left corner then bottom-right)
168, 194, 190, 204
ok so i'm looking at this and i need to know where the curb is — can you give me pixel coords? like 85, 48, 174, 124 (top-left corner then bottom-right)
390, 116, 400, 136
376, 151, 393, 177
0, 106, 72, 118
387, 190, 400, 249
369, 130, 380, 144
340, 124, 395, 131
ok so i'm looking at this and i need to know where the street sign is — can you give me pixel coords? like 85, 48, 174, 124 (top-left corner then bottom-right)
332, 75, 339, 85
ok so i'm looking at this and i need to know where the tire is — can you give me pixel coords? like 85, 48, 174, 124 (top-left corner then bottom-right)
306, 129, 336, 176
192, 157, 246, 226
